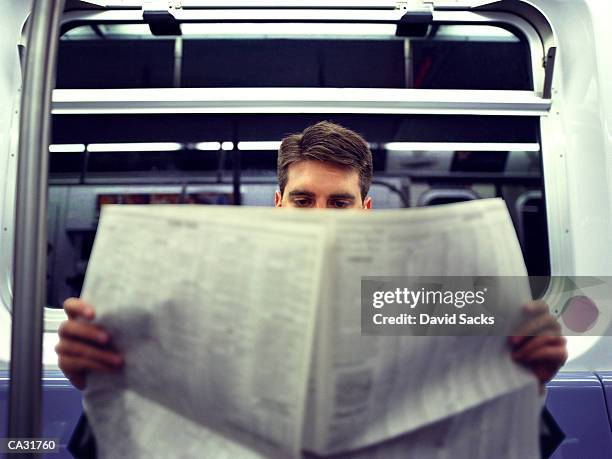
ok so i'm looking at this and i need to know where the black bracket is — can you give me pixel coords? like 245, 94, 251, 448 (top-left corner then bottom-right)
143, 9, 182, 36
543, 46, 556, 99
396, 10, 433, 37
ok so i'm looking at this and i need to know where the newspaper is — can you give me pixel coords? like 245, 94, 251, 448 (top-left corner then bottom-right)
82, 199, 541, 458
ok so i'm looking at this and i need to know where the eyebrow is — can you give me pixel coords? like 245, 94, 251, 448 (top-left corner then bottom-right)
328, 193, 356, 201
287, 190, 316, 198
287, 190, 356, 201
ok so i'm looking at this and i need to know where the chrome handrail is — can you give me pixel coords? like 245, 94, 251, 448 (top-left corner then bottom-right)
8, 0, 65, 445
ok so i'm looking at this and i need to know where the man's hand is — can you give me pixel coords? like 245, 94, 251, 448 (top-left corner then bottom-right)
509, 300, 568, 389
56, 298, 123, 390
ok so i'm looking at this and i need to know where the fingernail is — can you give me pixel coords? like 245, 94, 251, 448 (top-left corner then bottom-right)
98, 332, 108, 343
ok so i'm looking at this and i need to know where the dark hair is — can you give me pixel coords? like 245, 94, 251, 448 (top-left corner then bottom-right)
277, 121, 373, 200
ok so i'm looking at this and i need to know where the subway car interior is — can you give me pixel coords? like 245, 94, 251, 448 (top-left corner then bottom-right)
1, 0, 611, 458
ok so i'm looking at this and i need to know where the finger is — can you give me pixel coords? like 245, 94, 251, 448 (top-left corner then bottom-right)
55, 339, 123, 368
58, 354, 118, 376
521, 313, 561, 336
510, 313, 562, 347
57, 363, 87, 390
58, 320, 110, 346
522, 300, 549, 317
512, 335, 566, 362
63, 298, 95, 321
515, 343, 568, 367
66, 373, 86, 391
509, 301, 551, 346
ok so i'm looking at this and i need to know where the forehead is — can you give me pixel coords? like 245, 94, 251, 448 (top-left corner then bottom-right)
285, 160, 360, 192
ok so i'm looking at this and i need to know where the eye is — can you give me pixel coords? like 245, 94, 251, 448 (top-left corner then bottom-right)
292, 198, 312, 208
330, 200, 351, 209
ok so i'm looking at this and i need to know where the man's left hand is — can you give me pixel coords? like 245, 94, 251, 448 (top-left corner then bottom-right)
509, 300, 568, 388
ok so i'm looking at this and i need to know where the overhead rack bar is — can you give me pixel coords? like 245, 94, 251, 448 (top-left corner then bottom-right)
93, 1, 496, 9
179, 1, 407, 8
62, 8, 527, 25
52, 88, 551, 116
68, 8, 409, 22
93, 1, 415, 10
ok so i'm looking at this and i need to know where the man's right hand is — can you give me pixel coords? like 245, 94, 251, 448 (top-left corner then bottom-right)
56, 298, 123, 390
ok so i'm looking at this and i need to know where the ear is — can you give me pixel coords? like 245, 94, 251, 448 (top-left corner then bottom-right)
363, 196, 372, 210
274, 190, 283, 207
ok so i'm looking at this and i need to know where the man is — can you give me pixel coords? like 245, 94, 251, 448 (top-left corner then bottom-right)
58, 121, 567, 457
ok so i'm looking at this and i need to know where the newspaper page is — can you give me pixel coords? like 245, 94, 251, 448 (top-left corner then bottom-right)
303, 382, 540, 459
297, 199, 540, 457
82, 199, 541, 459
82, 205, 328, 459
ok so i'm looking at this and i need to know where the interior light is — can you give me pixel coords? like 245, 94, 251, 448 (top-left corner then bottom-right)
384, 143, 541, 152
86, 143, 183, 152
195, 142, 222, 151
237, 141, 281, 151
49, 144, 86, 153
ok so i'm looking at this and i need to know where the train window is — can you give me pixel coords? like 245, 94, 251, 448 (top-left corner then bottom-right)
46, 112, 547, 307
57, 23, 531, 90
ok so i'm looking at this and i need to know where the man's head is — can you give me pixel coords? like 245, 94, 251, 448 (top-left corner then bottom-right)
275, 121, 373, 209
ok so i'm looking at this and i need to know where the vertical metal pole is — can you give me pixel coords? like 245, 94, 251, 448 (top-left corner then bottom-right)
173, 36, 183, 88
231, 122, 242, 205
232, 147, 242, 205
403, 39, 413, 88
8, 0, 64, 451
